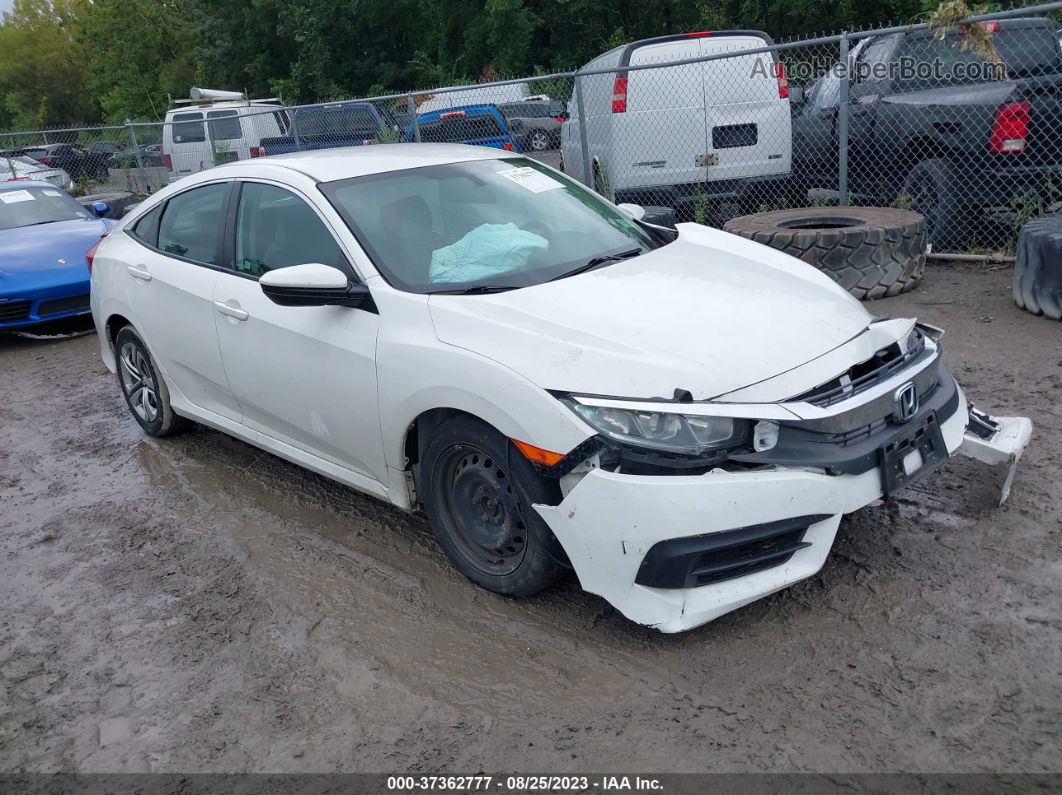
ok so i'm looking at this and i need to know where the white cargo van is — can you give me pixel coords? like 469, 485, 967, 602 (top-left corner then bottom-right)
561, 31, 793, 212
162, 89, 289, 183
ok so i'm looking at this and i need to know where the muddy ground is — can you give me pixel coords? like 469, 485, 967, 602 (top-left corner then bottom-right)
0, 262, 1059, 774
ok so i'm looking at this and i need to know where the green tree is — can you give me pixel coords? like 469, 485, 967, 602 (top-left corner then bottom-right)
0, 0, 95, 129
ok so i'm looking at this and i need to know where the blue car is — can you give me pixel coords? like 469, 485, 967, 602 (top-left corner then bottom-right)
0, 180, 113, 330
407, 104, 523, 152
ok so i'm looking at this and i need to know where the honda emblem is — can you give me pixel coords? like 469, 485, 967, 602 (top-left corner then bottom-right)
893, 383, 919, 422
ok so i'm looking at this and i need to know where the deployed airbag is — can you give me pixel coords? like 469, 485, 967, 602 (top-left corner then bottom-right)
430, 223, 548, 284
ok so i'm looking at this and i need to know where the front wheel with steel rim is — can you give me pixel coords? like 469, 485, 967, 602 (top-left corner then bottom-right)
421, 416, 567, 597
113, 326, 188, 437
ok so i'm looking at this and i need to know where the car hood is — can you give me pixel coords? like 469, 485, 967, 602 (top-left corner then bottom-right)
0, 218, 110, 276
428, 224, 873, 400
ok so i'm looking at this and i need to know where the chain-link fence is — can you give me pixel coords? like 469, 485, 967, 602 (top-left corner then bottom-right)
3, 1, 1060, 253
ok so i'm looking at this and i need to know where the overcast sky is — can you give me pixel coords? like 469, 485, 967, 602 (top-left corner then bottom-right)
0, 0, 13, 16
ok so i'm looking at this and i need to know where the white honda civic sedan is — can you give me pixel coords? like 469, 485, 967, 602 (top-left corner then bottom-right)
89, 144, 1031, 632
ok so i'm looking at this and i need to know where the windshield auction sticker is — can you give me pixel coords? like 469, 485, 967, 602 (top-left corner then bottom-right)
497, 166, 563, 193
0, 189, 35, 204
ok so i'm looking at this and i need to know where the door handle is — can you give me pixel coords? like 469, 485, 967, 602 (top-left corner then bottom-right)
126, 264, 152, 281
214, 300, 249, 321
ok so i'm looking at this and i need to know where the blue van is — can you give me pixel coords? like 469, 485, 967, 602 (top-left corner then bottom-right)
406, 104, 523, 152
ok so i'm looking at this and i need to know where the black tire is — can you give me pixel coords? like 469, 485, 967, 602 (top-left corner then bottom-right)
528, 129, 550, 151
901, 158, 969, 251
420, 415, 566, 597
1014, 217, 1062, 320
113, 326, 189, 437
722, 206, 926, 300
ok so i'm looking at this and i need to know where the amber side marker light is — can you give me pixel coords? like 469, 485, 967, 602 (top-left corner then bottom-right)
512, 439, 566, 467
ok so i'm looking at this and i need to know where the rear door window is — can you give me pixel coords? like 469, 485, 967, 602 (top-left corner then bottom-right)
207, 110, 243, 141
171, 112, 205, 144
130, 206, 162, 247
157, 183, 229, 264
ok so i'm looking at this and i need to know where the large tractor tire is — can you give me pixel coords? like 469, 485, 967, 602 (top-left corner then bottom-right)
723, 206, 927, 300
1014, 217, 1062, 320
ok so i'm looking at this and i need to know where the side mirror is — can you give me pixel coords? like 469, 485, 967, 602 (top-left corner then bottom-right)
616, 202, 646, 221
548, 100, 568, 119
90, 201, 110, 217
260, 263, 371, 309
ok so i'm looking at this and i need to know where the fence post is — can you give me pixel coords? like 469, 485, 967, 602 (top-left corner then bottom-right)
574, 73, 592, 189
408, 93, 421, 142
837, 31, 850, 207
125, 119, 147, 193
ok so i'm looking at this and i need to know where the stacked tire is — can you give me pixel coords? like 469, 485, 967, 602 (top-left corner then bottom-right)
723, 207, 927, 301
1014, 217, 1062, 320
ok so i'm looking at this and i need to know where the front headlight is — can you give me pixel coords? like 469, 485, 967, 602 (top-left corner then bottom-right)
565, 400, 748, 456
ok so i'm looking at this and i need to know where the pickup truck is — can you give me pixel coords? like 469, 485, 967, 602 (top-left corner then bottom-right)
260, 101, 395, 156
791, 18, 1062, 247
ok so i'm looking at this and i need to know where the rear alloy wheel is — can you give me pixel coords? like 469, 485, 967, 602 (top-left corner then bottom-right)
421, 416, 566, 596
528, 129, 550, 151
114, 326, 189, 437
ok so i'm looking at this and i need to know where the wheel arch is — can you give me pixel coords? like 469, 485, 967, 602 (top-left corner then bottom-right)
105, 312, 133, 352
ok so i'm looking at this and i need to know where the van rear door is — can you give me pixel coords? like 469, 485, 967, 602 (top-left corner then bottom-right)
701, 34, 791, 183
623, 38, 709, 191
167, 112, 212, 178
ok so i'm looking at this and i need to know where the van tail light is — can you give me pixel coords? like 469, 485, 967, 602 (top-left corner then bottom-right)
989, 101, 1030, 153
611, 76, 628, 113
502, 142, 514, 151
686, 31, 712, 38
163, 153, 173, 170
553, 117, 566, 123
249, 146, 266, 158
774, 62, 790, 99
85, 236, 106, 273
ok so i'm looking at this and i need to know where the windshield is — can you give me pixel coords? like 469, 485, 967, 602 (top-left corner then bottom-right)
321, 157, 660, 293
0, 186, 92, 231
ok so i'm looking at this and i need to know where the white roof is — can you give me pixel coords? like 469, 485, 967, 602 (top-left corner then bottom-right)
221, 143, 519, 183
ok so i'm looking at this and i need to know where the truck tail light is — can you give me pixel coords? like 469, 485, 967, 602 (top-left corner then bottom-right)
502, 142, 514, 151
163, 153, 173, 170
686, 31, 712, 38
249, 146, 265, 158
611, 76, 628, 113
982, 20, 1000, 32
439, 111, 467, 120
774, 62, 790, 99
989, 101, 1030, 153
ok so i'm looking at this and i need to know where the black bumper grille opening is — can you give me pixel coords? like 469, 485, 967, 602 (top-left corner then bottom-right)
635, 514, 831, 590
0, 300, 32, 323
38, 295, 90, 317
690, 529, 811, 586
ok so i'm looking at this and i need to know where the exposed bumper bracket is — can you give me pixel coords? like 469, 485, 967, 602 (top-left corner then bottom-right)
958, 407, 1033, 505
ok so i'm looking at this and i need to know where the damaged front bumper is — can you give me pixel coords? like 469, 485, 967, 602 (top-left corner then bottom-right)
534, 387, 1032, 634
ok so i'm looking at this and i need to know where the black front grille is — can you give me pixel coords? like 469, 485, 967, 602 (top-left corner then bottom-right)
0, 300, 31, 323
635, 515, 831, 589
38, 294, 90, 317
793, 333, 927, 408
